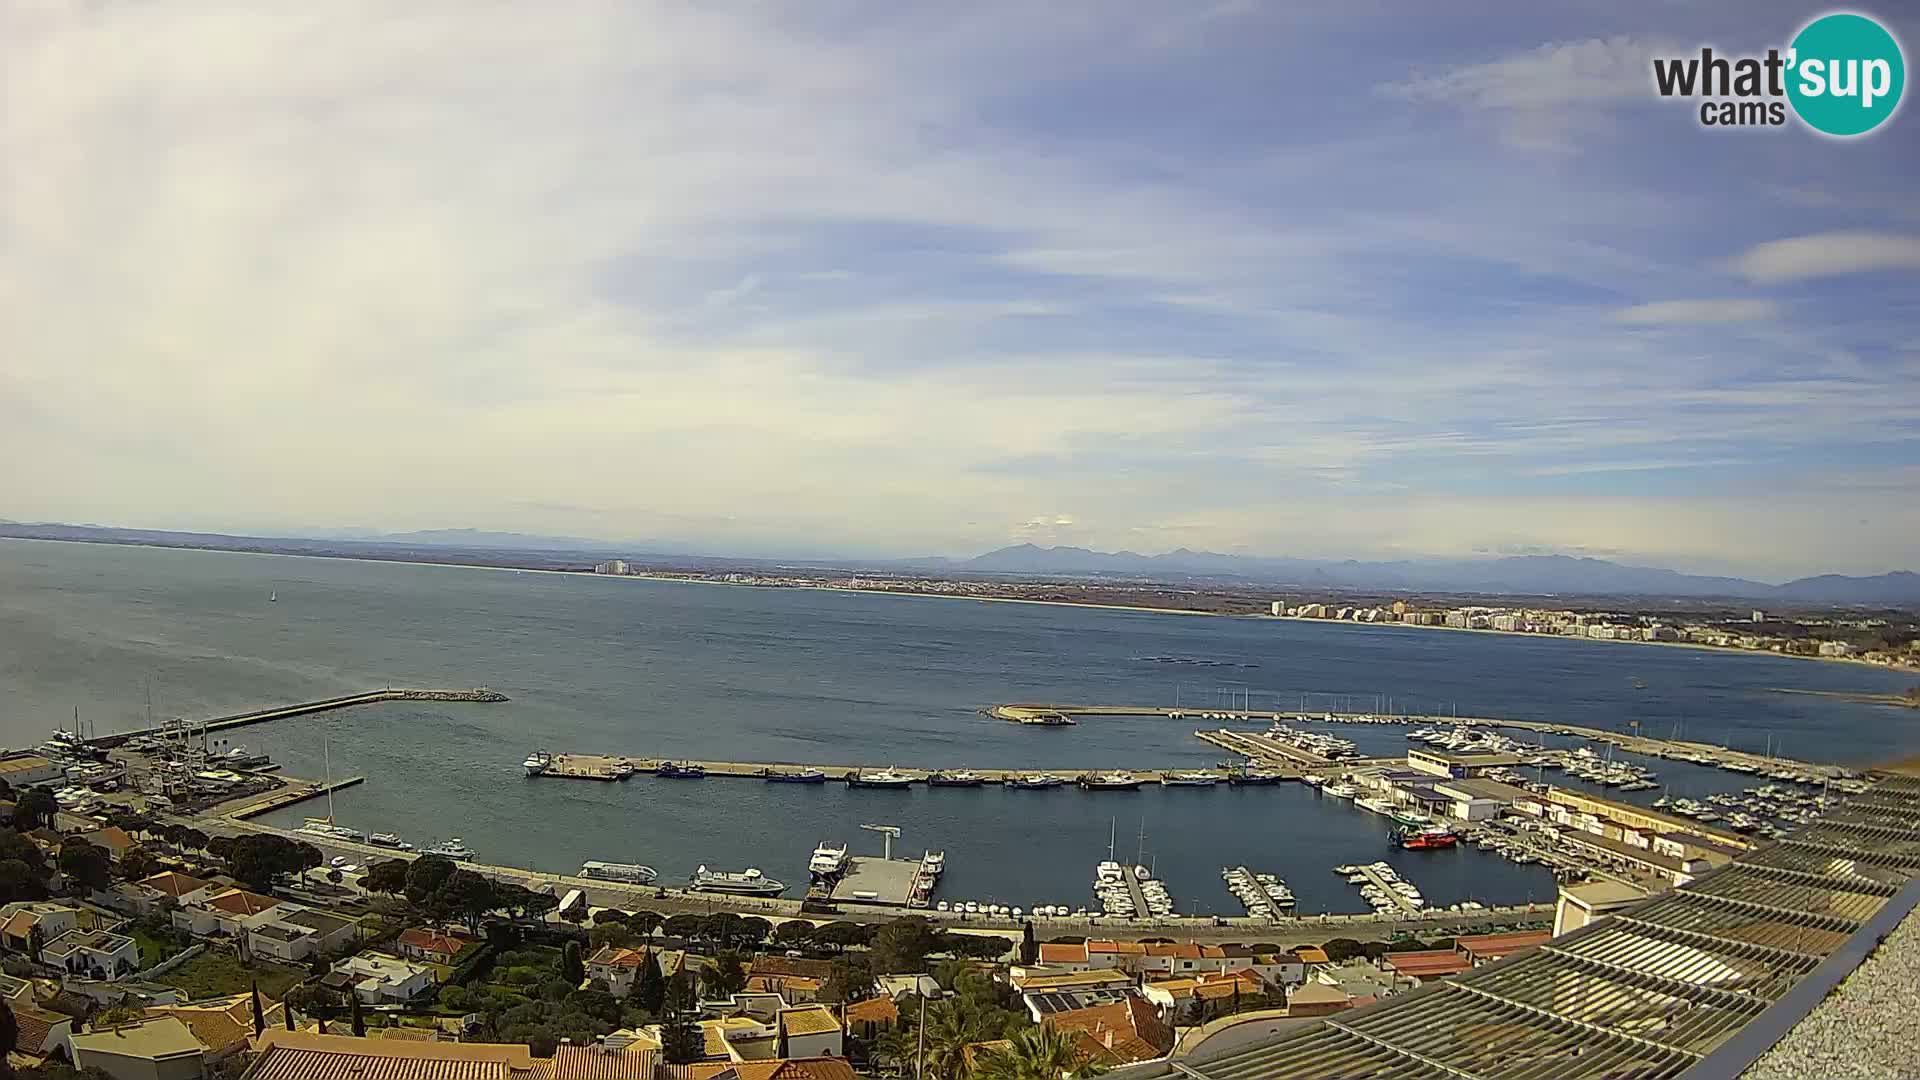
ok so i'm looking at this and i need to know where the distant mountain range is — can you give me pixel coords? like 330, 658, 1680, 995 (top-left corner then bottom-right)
914, 544, 1920, 604
3, 521, 1916, 605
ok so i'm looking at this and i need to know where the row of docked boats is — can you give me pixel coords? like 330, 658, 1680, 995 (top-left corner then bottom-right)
294, 817, 473, 860
1263, 724, 1361, 759
1223, 865, 1295, 918
1335, 861, 1427, 913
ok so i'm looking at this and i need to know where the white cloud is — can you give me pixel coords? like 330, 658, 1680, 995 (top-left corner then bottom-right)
1613, 299, 1777, 325
1382, 36, 1664, 110
1731, 232, 1920, 283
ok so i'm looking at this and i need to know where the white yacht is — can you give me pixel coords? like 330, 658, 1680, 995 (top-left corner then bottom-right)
523, 751, 553, 777
809, 842, 850, 877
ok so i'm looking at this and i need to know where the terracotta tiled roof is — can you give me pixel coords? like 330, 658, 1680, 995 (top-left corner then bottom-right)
82, 826, 137, 855
13, 1004, 66, 1055
1381, 949, 1473, 979
140, 872, 214, 899
2, 910, 37, 938
247, 1030, 536, 1080
1453, 930, 1550, 961
397, 928, 473, 956
550, 1044, 655, 1080
748, 955, 834, 980
1036, 942, 1088, 964
842, 997, 897, 1025
1290, 946, 1330, 964
204, 889, 281, 917
777, 1006, 841, 1037
145, 994, 284, 1053
1086, 940, 1145, 955
1045, 996, 1172, 1067
682, 1059, 858, 1080
745, 975, 819, 995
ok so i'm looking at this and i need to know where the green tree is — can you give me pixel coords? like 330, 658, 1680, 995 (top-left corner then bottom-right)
118, 846, 159, 881
435, 870, 498, 934
627, 911, 663, 940
404, 856, 458, 904
871, 916, 941, 974
771, 919, 815, 951
251, 981, 266, 1036
57, 841, 113, 893
973, 1024, 1105, 1080
822, 954, 874, 1004
918, 998, 996, 1080
591, 909, 628, 926
629, 951, 667, 1015
350, 992, 366, 1038
13, 788, 58, 831
660, 914, 703, 942
0, 996, 16, 1058
706, 951, 747, 997
658, 972, 703, 1065
561, 942, 585, 986
0, 859, 48, 904
0, 833, 47, 875
1019, 921, 1038, 965
363, 859, 410, 895
587, 923, 634, 950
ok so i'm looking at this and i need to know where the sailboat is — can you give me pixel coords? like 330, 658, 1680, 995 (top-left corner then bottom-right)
269, 591, 278, 603
298, 725, 362, 842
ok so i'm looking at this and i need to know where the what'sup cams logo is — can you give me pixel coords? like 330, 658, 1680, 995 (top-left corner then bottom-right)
1653, 11, 1905, 135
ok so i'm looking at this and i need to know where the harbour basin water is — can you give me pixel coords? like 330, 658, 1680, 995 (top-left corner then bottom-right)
3, 537, 1916, 914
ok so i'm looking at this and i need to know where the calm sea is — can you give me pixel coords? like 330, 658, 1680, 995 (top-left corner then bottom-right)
3, 537, 1916, 915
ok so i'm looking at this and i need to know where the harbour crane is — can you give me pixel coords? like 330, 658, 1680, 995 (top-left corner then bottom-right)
860, 823, 901, 861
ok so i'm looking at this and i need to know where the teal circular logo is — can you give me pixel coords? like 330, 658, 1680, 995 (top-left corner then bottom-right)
1787, 13, 1905, 136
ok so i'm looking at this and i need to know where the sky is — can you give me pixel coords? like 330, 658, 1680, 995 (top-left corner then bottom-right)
2, 2, 1917, 580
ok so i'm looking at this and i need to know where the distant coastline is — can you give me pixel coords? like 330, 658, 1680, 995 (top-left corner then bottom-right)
4, 531, 1915, 677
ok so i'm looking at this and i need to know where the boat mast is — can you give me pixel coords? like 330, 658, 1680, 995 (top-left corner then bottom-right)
324, 723, 336, 824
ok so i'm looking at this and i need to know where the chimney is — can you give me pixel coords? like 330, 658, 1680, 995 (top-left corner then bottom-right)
1103, 1029, 1115, 1049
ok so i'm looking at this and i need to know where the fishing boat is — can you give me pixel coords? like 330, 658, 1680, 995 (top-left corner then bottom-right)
763, 767, 827, 783
1321, 782, 1359, 799
1159, 771, 1219, 787
1228, 769, 1285, 786
656, 762, 706, 779
1399, 828, 1459, 851
928, 770, 985, 787
689, 866, 786, 896
523, 750, 552, 777
848, 768, 915, 788
1388, 809, 1433, 828
1005, 773, 1067, 789
422, 838, 476, 861
1079, 771, 1142, 790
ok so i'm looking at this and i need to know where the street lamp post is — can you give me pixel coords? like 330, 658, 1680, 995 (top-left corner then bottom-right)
914, 977, 942, 1080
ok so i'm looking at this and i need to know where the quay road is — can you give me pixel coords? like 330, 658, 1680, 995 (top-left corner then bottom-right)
990, 702, 1853, 781
94, 688, 508, 747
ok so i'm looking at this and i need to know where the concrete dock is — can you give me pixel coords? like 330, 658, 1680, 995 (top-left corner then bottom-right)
535, 760, 1230, 785
97, 688, 508, 747
228, 776, 367, 819
1354, 864, 1418, 916
827, 856, 924, 907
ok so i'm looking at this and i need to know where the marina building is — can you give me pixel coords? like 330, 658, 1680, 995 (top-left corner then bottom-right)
0, 753, 64, 788
1405, 748, 1525, 780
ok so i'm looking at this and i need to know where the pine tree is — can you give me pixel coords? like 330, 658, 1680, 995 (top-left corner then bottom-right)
561, 941, 585, 985
629, 950, 667, 1015
1019, 921, 1037, 965
350, 993, 366, 1038
658, 972, 704, 1064
251, 980, 266, 1036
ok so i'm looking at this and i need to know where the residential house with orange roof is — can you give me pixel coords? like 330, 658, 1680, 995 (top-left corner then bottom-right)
676, 1058, 858, 1080
0, 902, 97, 953
1454, 929, 1551, 966
8, 1001, 77, 1067
1380, 948, 1473, 984
1044, 996, 1174, 1068
242, 1029, 544, 1080
586, 944, 682, 998
842, 995, 897, 1040
744, 955, 833, 1004
173, 888, 281, 938
79, 826, 139, 863
1034, 941, 1091, 969
395, 927, 478, 965
1141, 969, 1270, 1017
144, 995, 286, 1061
774, 1005, 843, 1060
1282, 981, 1353, 1017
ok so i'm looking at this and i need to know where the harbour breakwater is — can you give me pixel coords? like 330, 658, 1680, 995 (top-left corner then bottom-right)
93, 687, 508, 747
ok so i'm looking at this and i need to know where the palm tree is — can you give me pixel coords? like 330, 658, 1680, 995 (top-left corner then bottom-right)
872, 1027, 916, 1076
973, 1025, 1106, 1080
919, 998, 994, 1080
